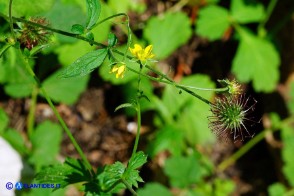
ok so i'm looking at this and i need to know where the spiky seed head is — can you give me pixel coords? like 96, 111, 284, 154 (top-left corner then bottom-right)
18, 17, 52, 49
208, 95, 256, 141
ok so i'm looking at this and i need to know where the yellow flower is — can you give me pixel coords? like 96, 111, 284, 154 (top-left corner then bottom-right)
129, 44, 155, 62
110, 63, 126, 79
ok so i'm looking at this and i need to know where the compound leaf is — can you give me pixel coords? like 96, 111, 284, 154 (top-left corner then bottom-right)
232, 27, 280, 92
35, 157, 92, 189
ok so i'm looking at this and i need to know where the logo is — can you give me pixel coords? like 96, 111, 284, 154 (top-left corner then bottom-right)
15, 182, 23, 190
6, 182, 13, 190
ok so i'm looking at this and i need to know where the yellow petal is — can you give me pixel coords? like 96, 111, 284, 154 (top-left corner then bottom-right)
144, 45, 153, 54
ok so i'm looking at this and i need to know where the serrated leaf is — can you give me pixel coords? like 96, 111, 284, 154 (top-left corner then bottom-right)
59, 48, 108, 78
71, 24, 85, 34
232, 27, 280, 92
127, 151, 147, 170
114, 103, 134, 112
35, 157, 92, 189
137, 183, 172, 196
144, 12, 192, 59
98, 162, 125, 191
29, 121, 62, 170
196, 5, 230, 41
164, 155, 204, 188
86, 0, 101, 30
0, 108, 9, 134
122, 152, 147, 188
42, 69, 89, 104
231, 0, 265, 24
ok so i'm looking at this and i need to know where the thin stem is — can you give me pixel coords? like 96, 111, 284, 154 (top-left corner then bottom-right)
217, 116, 294, 171
217, 129, 269, 172
10, 16, 106, 48
132, 64, 143, 157
8, 0, 15, 39
94, 13, 127, 28
258, 0, 278, 33
145, 65, 212, 105
27, 86, 38, 138
122, 179, 137, 196
18, 51, 94, 176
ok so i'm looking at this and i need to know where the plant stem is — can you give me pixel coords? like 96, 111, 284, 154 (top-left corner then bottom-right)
217, 129, 269, 171
9, 16, 106, 48
132, 64, 143, 157
122, 179, 137, 196
27, 86, 38, 138
145, 65, 212, 105
217, 115, 294, 171
18, 52, 94, 176
258, 0, 278, 33
8, 0, 15, 39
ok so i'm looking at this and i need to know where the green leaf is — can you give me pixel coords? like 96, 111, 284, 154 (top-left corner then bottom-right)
1, 48, 35, 98
123, 152, 147, 188
0, 44, 11, 58
232, 27, 280, 92
0, 108, 9, 134
114, 103, 135, 112
42, 69, 89, 105
137, 183, 172, 196
59, 48, 108, 78
231, 0, 265, 24
4, 82, 35, 98
71, 24, 85, 34
86, 0, 101, 30
29, 121, 62, 170
281, 125, 294, 186
147, 125, 185, 157
1, 0, 55, 17
108, 33, 118, 47
268, 183, 286, 196
2, 128, 28, 155
127, 151, 147, 170
98, 162, 125, 191
162, 74, 215, 144
196, 5, 230, 41
164, 154, 204, 188
144, 11, 192, 59
43, 1, 86, 43
36, 157, 92, 189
